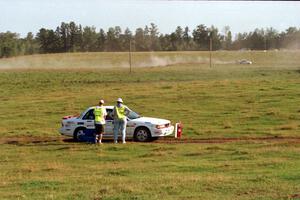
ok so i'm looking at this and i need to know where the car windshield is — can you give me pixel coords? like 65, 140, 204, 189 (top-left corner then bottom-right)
78, 113, 84, 119
127, 110, 141, 120
79, 109, 89, 119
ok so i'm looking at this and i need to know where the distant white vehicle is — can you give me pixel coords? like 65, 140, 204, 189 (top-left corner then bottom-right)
238, 59, 252, 64
59, 106, 174, 142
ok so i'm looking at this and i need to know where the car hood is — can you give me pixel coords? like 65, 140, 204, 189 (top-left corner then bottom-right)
131, 117, 170, 125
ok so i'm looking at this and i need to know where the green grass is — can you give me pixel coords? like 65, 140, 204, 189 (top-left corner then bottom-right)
1, 141, 300, 199
0, 51, 300, 199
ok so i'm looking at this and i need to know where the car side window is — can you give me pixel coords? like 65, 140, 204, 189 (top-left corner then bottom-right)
83, 109, 95, 120
106, 109, 113, 120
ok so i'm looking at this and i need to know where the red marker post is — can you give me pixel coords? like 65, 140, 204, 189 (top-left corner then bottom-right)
175, 122, 183, 139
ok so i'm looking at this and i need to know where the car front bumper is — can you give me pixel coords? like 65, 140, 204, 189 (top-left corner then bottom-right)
152, 125, 174, 137
59, 127, 73, 137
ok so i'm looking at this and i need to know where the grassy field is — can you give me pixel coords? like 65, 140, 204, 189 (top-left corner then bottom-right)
0, 51, 299, 138
0, 51, 300, 199
1, 140, 300, 199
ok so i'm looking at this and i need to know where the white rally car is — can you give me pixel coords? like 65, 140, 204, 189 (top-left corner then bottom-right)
59, 106, 174, 142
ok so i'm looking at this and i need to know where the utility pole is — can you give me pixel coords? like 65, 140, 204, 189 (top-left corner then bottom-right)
209, 37, 212, 68
264, 36, 267, 51
129, 39, 132, 73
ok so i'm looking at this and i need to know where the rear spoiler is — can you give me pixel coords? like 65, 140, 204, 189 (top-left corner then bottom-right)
62, 115, 78, 120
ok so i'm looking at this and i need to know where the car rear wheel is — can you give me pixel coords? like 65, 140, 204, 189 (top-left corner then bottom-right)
73, 128, 85, 141
134, 127, 151, 142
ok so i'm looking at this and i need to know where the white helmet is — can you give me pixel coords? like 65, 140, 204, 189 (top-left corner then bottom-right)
99, 99, 105, 104
117, 98, 123, 103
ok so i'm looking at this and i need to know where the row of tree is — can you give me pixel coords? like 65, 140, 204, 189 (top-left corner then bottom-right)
1, 22, 300, 58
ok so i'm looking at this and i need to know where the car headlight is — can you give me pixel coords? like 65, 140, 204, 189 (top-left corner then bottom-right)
156, 124, 166, 129
156, 123, 171, 129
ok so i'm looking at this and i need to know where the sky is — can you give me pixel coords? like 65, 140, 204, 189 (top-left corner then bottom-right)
1, 0, 300, 38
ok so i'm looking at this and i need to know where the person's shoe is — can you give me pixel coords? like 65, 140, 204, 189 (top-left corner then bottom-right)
122, 141, 126, 144
114, 141, 118, 144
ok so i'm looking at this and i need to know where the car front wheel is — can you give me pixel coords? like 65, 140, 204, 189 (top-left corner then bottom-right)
73, 128, 85, 141
134, 127, 151, 142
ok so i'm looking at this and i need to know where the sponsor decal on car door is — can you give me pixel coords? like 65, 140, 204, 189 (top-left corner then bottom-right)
85, 120, 95, 129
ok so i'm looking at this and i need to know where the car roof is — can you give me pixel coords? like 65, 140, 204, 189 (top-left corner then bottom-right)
87, 106, 114, 110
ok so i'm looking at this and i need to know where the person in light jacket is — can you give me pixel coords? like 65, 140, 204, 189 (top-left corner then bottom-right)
113, 98, 130, 144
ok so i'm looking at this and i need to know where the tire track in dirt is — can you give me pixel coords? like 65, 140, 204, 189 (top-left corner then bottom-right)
1, 136, 300, 145
153, 136, 300, 144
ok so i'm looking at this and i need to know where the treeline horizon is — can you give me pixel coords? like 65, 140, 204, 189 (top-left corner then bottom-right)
1, 21, 300, 58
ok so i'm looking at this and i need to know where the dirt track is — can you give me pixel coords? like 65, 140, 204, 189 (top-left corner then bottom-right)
153, 136, 300, 144
1, 136, 300, 145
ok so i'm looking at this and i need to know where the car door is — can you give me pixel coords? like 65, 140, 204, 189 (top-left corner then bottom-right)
82, 109, 95, 129
104, 109, 114, 136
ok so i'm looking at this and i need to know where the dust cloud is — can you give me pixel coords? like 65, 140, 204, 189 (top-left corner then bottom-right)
134, 55, 206, 67
2, 50, 299, 70
132, 55, 234, 68
0, 54, 235, 70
